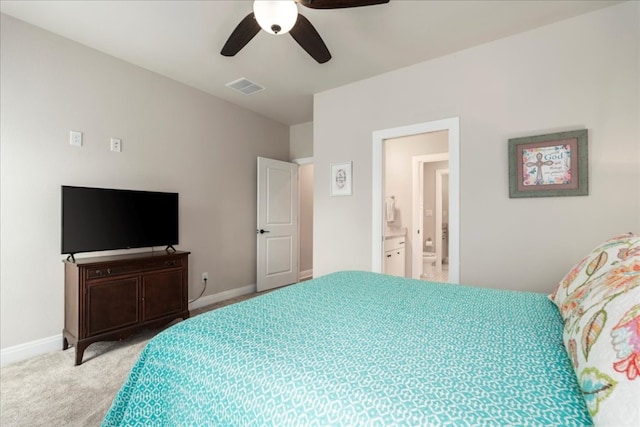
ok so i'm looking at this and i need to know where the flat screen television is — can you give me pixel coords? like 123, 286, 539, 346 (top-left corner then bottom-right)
61, 185, 179, 257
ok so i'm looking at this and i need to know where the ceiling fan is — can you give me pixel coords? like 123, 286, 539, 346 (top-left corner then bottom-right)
220, 0, 390, 64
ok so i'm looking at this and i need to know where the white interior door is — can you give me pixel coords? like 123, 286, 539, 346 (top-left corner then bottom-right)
257, 157, 299, 292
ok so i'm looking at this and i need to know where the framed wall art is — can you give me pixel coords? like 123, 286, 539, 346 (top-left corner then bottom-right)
330, 161, 352, 196
508, 129, 588, 198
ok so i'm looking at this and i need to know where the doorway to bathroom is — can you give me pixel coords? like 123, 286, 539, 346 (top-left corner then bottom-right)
371, 117, 459, 284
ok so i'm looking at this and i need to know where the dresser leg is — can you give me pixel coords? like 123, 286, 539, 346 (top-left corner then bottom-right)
75, 342, 87, 366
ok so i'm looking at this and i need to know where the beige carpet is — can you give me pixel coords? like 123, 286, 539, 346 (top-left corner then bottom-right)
0, 330, 153, 427
0, 294, 258, 427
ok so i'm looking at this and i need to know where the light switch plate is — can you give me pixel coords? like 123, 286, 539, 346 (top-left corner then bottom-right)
70, 131, 82, 147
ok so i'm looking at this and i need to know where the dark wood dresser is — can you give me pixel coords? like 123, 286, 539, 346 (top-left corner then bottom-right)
63, 250, 190, 365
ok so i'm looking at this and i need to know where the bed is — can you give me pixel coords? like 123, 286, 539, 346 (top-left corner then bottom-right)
103, 270, 592, 426
103, 234, 639, 426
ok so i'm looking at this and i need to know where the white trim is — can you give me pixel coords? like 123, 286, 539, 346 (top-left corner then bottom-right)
189, 284, 256, 311
291, 157, 313, 165
372, 117, 460, 283
299, 269, 313, 280
411, 153, 449, 279
1, 334, 62, 367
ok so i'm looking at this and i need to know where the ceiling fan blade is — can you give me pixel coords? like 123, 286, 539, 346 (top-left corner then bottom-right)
298, 0, 389, 9
289, 14, 331, 64
220, 13, 261, 57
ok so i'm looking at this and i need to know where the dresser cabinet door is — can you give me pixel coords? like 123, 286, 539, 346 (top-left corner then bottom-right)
86, 278, 139, 337
142, 270, 184, 322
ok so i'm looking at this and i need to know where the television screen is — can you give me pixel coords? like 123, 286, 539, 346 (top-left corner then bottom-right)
61, 186, 178, 255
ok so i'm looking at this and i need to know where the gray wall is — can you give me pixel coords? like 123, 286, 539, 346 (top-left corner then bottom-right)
313, 2, 640, 292
0, 14, 289, 349
290, 121, 313, 160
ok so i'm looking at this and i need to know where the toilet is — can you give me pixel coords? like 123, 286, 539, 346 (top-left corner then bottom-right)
422, 251, 437, 278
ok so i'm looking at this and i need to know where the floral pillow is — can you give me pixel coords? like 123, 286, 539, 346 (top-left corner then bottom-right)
550, 233, 638, 321
550, 233, 640, 426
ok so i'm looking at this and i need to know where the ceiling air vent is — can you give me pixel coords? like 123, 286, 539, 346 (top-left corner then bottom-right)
225, 77, 265, 95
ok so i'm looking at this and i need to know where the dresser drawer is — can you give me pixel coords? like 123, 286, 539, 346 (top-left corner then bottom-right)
85, 257, 183, 280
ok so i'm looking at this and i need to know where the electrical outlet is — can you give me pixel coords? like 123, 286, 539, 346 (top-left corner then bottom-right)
110, 137, 122, 152
202, 272, 208, 282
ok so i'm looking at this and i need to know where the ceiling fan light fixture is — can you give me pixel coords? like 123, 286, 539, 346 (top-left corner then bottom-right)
253, 0, 298, 35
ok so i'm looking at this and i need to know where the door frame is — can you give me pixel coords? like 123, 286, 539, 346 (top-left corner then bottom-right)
434, 168, 449, 275
371, 117, 460, 283
411, 153, 449, 279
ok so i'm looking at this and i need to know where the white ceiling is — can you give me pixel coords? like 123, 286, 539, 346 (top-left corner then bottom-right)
0, 0, 622, 126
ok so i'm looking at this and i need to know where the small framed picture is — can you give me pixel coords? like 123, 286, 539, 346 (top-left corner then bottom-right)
330, 161, 352, 196
508, 129, 588, 198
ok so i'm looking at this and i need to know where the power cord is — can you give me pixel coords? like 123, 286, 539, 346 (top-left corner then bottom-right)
189, 277, 207, 304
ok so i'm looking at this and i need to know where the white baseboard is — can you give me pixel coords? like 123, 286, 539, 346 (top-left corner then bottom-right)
188, 283, 256, 311
1, 334, 62, 368
299, 269, 313, 280
1, 285, 257, 368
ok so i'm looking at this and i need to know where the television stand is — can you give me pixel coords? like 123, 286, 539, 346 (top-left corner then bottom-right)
165, 245, 176, 253
62, 250, 190, 365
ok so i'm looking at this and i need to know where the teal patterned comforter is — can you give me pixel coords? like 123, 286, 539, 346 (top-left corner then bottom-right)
103, 271, 591, 426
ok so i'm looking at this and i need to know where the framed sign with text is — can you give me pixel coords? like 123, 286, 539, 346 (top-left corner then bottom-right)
508, 129, 588, 198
